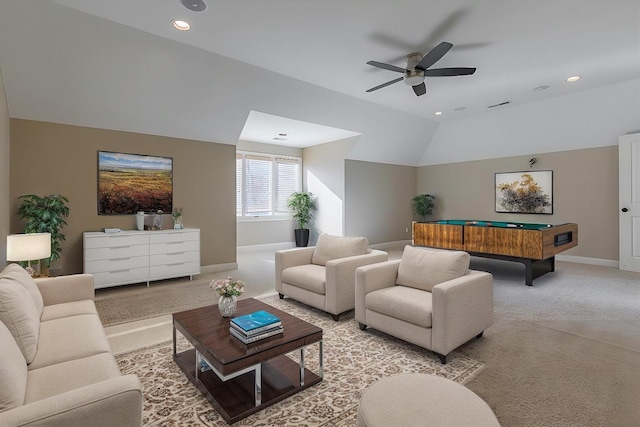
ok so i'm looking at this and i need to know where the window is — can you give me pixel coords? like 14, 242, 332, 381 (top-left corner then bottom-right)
236, 151, 301, 218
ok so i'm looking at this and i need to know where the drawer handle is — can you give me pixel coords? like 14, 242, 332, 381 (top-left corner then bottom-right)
109, 257, 131, 261
167, 262, 185, 266
110, 269, 131, 273
110, 245, 131, 249
167, 252, 185, 256
167, 241, 183, 245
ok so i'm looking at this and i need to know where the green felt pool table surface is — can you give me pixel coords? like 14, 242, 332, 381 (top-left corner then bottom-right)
434, 220, 553, 230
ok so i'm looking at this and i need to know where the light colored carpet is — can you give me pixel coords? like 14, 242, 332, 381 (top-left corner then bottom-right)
116, 295, 484, 426
99, 246, 640, 426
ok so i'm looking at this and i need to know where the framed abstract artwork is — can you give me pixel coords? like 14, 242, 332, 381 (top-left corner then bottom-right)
495, 170, 553, 214
98, 151, 173, 215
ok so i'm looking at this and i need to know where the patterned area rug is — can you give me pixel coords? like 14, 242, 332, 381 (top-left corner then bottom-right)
115, 296, 484, 426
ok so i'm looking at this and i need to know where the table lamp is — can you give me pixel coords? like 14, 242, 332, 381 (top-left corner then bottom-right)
6, 233, 52, 277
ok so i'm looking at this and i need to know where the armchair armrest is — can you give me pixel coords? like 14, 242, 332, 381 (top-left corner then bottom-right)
354, 259, 400, 324
36, 274, 95, 306
431, 270, 494, 356
0, 374, 142, 427
274, 247, 315, 293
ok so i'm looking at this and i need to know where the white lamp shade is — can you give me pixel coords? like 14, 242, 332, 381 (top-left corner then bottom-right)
6, 233, 52, 261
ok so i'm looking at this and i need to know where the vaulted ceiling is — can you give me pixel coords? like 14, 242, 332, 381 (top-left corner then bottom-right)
0, 1, 639, 164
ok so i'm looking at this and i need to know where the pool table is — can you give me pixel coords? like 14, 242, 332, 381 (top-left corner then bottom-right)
412, 220, 578, 286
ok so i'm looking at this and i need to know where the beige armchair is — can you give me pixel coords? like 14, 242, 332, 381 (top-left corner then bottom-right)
275, 234, 388, 320
355, 245, 493, 364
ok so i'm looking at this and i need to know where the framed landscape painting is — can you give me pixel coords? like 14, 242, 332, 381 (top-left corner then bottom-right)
98, 151, 173, 215
495, 170, 553, 214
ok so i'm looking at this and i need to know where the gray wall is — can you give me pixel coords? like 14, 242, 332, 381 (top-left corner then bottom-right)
0, 71, 9, 265
417, 146, 619, 261
345, 160, 416, 244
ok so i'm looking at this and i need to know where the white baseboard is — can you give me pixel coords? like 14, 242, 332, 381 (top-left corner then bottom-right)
237, 242, 295, 253
200, 263, 238, 274
556, 255, 619, 268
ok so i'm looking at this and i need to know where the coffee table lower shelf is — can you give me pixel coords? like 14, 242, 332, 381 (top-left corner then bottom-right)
174, 349, 322, 424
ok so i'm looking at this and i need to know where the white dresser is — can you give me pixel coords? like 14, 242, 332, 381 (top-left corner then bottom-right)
83, 228, 200, 289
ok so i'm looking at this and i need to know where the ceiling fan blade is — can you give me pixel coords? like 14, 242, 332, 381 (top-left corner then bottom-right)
415, 41, 453, 71
412, 82, 426, 96
425, 67, 476, 77
366, 77, 404, 92
366, 61, 406, 73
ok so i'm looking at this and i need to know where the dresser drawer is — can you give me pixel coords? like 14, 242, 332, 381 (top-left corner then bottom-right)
85, 255, 149, 274
149, 230, 199, 244
85, 244, 148, 261
84, 233, 149, 249
149, 261, 200, 280
93, 267, 149, 289
150, 251, 199, 267
150, 240, 199, 255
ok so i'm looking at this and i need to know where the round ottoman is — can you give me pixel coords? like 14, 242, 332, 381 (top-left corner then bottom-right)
357, 373, 500, 427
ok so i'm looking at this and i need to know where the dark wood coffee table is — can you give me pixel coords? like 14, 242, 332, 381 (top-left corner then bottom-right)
172, 298, 323, 424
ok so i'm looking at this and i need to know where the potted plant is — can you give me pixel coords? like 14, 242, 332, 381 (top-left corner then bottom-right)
17, 194, 70, 272
287, 192, 316, 247
412, 194, 435, 221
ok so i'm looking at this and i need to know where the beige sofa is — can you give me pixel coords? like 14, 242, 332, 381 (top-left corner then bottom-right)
275, 234, 388, 320
355, 245, 494, 364
0, 264, 142, 427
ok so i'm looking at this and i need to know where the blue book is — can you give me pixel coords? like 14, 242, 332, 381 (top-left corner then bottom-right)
231, 310, 281, 332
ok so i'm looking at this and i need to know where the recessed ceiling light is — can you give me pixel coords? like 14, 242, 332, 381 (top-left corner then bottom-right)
434, 111, 443, 116
534, 85, 550, 91
453, 106, 466, 111
172, 20, 190, 31
566, 76, 581, 82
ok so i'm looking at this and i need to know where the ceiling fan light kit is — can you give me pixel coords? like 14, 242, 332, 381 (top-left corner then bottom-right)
366, 41, 476, 96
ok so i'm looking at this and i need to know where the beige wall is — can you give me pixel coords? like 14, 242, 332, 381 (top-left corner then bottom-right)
417, 146, 619, 261
9, 119, 236, 275
0, 71, 9, 265
345, 160, 416, 244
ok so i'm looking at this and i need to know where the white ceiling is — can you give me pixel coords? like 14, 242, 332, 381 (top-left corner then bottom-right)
1, 0, 639, 151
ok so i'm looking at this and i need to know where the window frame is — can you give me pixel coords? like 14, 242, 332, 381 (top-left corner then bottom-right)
236, 150, 302, 221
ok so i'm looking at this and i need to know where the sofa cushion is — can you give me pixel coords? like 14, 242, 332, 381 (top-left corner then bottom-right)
28, 314, 111, 370
311, 234, 368, 266
0, 278, 41, 364
40, 300, 99, 322
0, 263, 43, 315
0, 320, 27, 411
25, 353, 122, 404
396, 246, 470, 292
282, 264, 326, 295
366, 286, 433, 328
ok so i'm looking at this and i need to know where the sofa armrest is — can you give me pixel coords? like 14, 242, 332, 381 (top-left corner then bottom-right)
0, 374, 142, 427
36, 274, 95, 306
354, 259, 400, 324
431, 270, 494, 356
274, 247, 315, 293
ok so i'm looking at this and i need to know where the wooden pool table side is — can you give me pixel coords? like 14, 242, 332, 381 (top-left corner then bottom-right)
412, 221, 578, 286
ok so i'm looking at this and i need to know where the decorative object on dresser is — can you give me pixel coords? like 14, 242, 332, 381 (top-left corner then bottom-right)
172, 207, 184, 229
83, 228, 200, 288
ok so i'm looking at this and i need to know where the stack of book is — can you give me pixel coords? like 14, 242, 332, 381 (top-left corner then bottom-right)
230, 310, 283, 344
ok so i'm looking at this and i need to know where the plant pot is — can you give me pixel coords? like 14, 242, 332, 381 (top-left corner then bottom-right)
295, 228, 310, 247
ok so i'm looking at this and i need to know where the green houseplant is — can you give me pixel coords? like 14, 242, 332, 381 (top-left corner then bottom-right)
287, 192, 316, 247
17, 194, 70, 268
412, 194, 435, 221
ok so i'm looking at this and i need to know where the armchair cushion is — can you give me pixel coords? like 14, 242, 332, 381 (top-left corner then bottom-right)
396, 245, 470, 292
311, 233, 368, 266
0, 278, 40, 364
281, 264, 326, 295
366, 286, 433, 328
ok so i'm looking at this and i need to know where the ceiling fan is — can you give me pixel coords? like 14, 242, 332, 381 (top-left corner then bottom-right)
366, 41, 476, 96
